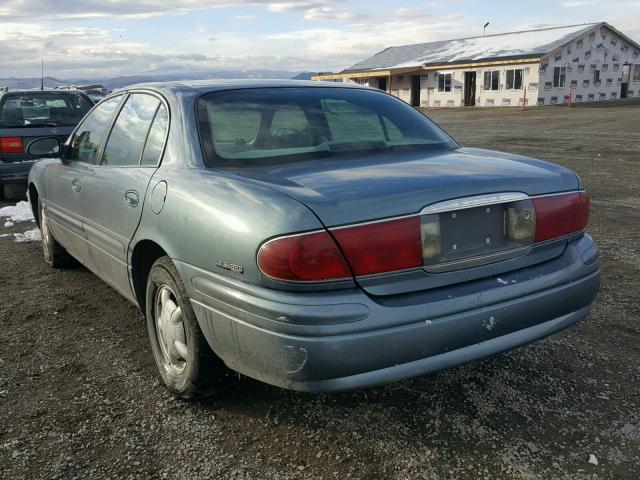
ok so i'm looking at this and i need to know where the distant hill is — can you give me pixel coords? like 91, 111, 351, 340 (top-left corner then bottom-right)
0, 70, 310, 91
290, 72, 317, 80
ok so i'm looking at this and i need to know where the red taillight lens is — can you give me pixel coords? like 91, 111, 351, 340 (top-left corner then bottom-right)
331, 216, 423, 276
257, 231, 351, 282
533, 191, 590, 242
0, 137, 23, 154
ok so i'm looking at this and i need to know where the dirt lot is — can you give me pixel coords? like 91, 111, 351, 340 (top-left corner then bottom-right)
1, 103, 639, 480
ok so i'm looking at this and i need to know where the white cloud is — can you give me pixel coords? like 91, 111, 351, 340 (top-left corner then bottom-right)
303, 7, 357, 21
1, 0, 638, 80
0, 0, 333, 19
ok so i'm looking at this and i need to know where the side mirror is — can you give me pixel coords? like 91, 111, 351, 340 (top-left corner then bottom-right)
27, 137, 61, 157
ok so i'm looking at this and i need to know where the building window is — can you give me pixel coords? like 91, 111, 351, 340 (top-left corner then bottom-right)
483, 70, 500, 90
593, 70, 601, 83
438, 73, 452, 92
506, 69, 523, 89
553, 67, 567, 88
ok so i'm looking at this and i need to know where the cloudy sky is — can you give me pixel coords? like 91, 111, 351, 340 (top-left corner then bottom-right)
0, 0, 639, 79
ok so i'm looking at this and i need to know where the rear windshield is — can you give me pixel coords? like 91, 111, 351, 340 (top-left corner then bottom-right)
0, 92, 93, 128
197, 87, 457, 164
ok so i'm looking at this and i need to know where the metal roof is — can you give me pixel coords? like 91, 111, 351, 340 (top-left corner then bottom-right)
344, 23, 601, 73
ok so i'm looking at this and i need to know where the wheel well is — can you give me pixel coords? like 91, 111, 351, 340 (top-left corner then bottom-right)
131, 240, 168, 312
28, 184, 40, 228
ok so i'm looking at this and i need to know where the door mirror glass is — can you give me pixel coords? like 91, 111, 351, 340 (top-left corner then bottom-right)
27, 137, 61, 157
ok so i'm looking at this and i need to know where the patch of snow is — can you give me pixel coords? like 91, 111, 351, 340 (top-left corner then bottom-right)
497, 277, 508, 285
589, 454, 599, 465
4, 221, 14, 227
13, 228, 41, 243
0, 201, 34, 223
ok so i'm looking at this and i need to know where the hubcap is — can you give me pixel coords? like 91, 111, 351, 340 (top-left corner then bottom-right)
154, 285, 188, 374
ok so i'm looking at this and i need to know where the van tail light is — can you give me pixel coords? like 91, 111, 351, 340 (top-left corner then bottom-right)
257, 231, 351, 282
0, 137, 23, 154
331, 216, 423, 276
532, 191, 590, 242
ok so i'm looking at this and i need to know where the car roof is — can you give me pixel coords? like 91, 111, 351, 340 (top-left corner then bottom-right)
117, 79, 371, 95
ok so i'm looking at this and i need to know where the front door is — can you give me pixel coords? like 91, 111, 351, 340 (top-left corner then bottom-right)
80, 92, 169, 301
621, 64, 631, 98
464, 72, 477, 106
378, 77, 388, 92
410, 75, 421, 107
44, 95, 123, 262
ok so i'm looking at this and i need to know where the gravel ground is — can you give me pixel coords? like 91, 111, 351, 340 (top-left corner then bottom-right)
1, 103, 639, 480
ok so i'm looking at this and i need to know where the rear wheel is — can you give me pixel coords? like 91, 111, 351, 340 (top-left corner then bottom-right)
38, 199, 73, 268
146, 256, 224, 399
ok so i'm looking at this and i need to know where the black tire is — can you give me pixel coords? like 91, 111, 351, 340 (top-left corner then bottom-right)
38, 199, 74, 268
145, 256, 224, 399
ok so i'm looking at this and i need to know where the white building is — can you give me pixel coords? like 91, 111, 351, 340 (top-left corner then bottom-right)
313, 23, 640, 108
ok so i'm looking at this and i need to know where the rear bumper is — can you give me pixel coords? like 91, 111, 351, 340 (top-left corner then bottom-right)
177, 234, 600, 392
0, 161, 34, 184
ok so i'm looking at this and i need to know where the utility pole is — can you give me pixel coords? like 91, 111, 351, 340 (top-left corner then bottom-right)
40, 59, 44, 91
483, 22, 490, 36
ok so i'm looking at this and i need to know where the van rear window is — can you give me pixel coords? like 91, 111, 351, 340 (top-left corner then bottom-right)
0, 92, 93, 128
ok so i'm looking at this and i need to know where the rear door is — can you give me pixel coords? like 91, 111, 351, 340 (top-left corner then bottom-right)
80, 92, 169, 300
44, 95, 123, 262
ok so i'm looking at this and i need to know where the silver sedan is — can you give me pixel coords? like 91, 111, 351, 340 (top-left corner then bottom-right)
27, 81, 600, 399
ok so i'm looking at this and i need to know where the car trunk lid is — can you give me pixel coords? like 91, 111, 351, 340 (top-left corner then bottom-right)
229, 147, 579, 227
229, 147, 582, 295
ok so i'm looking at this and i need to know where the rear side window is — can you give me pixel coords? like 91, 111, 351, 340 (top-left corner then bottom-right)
0, 92, 92, 127
102, 94, 160, 166
68, 96, 122, 165
141, 104, 168, 166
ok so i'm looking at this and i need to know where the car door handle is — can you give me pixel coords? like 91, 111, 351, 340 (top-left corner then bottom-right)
124, 190, 139, 208
71, 178, 81, 192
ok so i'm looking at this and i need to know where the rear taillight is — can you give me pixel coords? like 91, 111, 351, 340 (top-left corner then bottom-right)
257, 230, 351, 282
0, 137, 23, 154
258, 191, 590, 282
331, 216, 423, 276
533, 191, 590, 242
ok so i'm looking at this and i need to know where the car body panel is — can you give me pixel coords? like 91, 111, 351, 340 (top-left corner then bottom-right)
178, 234, 599, 391
27, 81, 601, 392
82, 165, 157, 301
221, 147, 580, 227
43, 161, 91, 261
